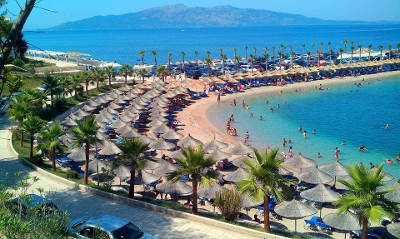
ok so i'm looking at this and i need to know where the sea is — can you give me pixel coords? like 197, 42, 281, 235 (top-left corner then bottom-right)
207, 76, 400, 179
24, 24, 400, 65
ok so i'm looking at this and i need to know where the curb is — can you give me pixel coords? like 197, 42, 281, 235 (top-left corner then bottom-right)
9, 130, 287, 239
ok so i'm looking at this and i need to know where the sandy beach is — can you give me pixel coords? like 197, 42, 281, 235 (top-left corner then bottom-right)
177, 70, 400, 148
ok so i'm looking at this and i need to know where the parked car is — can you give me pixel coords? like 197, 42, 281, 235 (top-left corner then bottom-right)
5, 194, 60, 216
68, 214, 157, 239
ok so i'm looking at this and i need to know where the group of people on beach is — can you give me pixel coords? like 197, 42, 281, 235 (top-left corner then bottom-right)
225, 114, 237, 136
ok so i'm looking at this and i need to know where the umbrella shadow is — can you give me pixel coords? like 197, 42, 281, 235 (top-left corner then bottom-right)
302, 231, 334, 238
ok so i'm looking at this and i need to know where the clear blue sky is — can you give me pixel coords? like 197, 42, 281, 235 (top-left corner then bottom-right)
5, 0, 400, 30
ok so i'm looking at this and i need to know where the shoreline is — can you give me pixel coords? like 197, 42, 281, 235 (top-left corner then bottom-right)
176, 70, 400, 149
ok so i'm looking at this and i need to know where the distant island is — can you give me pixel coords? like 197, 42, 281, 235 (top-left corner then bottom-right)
47, 4, 398, 31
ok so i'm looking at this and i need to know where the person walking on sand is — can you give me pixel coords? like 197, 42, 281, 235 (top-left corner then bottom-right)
217, 91, 221, 103
288, 146, 293, 158
244, 131, 249, 144
242, 100, 245, 107
233, 99, 236, 106
334, 147, 340, 161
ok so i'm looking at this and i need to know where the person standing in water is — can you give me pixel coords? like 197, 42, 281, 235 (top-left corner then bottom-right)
282, 138, 287, 147
298, 125, 302, 133
334, 147, 340, 161
244, 131, 249, 144
233, 99, 236, 106
288, 146, 293, 158
303, 130, 307, 138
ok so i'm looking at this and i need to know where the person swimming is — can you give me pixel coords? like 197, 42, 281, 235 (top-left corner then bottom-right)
312, 129, 316, 134
341, 140, 346, 145
359, 145, 367, 152
303, 130, 307, 138
384, 123, 390, 129
259, 115, 263, 120
249, 113, 253, 118
317, 152, 322, 158
282, 138, 287, 147
298, 125, 302, 132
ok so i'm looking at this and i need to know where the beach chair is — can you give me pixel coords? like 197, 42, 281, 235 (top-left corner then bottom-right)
56, 156, 72, 167
179, 176, 189, 181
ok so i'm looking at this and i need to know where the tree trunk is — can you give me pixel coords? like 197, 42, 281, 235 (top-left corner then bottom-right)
96, 81, 99, 90
51, 147, 56, 171
263, 196, 270, 232
86, 82, 89, 94
84, 144, 90, 184
362, 218, 368, 239
50, 91, 53, 107
19, 121, 24, 147
129, 168, 135, 198
124, 76, 127, 86
192, 177, 198, 214
108, 75, 111, 86
29, 135, 34, 160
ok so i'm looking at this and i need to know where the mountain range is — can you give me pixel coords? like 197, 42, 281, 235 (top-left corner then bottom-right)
48, 4, 397, 31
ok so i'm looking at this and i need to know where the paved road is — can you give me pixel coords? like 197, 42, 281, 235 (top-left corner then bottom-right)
0, 115, 261, 239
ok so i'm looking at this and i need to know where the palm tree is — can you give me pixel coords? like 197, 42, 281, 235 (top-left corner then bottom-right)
206, 50, 211, 59
237, 148, 291, 232
119, 64, 132, 86
329, 49, 334, 63
290, 51, 295, 68
219, 48, 223, 56
168, 52, 172, 65
138, 50, 145, 65
368, 44, 373, 61
319, 42, 324, 53
350, 46, 355, 63
311, 42, 316, 55
116, 138, 149, 198
378, 45, 383, 60
8, 94, 28, 146
152, 50, 158, 65
278, 51, 284, 66
301, 43, 306, 58
388, 45, 392, 59
249, 54, 255, 72
271, 46, 276, 61
397, 43, 400, 54
233, 48, 237, 58
335, 163, 399, 239
194, 51, 199, 63
263, 53, 270, 71
156, 65, 170, 82
179, 51, 186, 69
244, 45, 248, 61
79, 71, 92, 95
91, 67, 104, 90
104, 66, 116, 86
327, 41, 332, 53
69, 73, 83, 100
137, 69, 148, 83
307, 52, 311, 66
167, 146, 218, 214
204, 57, 213, 76
343, 40, 348, 52
41, 73, 59, 107
358, 44, 363, 62
253, 47, 257, 58
220, 54, 227, 75
317, 50, 321, 66
234, 55, 241, 72
71, 116, 101, 185
280, 44, 285, 57
38, 121, 64, 171
22, 115, 46, 160
339, 48, 344, 64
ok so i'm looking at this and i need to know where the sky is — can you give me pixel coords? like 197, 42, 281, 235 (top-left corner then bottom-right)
5, 0, 400, 30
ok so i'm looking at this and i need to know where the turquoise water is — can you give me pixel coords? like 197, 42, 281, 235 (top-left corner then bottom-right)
207, 76, 400, 178
25, 25, 400, 64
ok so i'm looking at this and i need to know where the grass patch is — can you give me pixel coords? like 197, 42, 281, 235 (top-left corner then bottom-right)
1, 75, 43, 97
12, 130, 32, 159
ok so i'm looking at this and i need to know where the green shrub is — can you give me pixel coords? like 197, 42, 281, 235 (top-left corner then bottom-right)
13, 57, 25, 68
66, 170, 79, 179
215, 188, 242, 221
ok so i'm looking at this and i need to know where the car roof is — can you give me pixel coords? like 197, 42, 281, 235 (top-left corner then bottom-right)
12, 194, 52, 208
86, 215, 130, 232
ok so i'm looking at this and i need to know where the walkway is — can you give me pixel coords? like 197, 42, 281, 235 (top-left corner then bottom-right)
0, 115, 264, 239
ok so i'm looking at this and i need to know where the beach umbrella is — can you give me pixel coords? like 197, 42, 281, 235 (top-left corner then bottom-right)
109, 102, 123, 109
387, 223, 400, 239
227, 143, 252, 156
223, 168, 249, 183
95, 114, 110, 124
113, 165, 130, 182
148, 119, 166, 127
162, 129, 183, 140
177, 134, 203, 148
298, 168, 334, 184
241, 192, 264, 208
131, 88, 143, 94
61, 117, 77, 127
198, 183, 224, 200
282, 154, 317, 173
152, 101, 168, 108
231, 157, 255, 168
320, 161, 349, 179
153, 160, 178, 177
131, 103, 145, 110
120, 128, 141, 138
150, 111, 169, 118
96, 131, 107, 140
80, 159, 111, 173
153, 124, 171, 134
67, 148, 89, 163
119, 94, 131, 101
169, 150, 184, 159
118, 114, 132, 123
278, 167, 291, 175
123, 111, 138, 119
323, 212, 362, 238
114, 98, 127, 105
208, 149, 231, 161
300, 184, 341, 217
111, 120, 126, 129
86, 99, 102, 107
107, 107, 119, 115
96, 96, 110, 104
370, 168, 394, 182
156, 181, 192, 196
125, 92, 137, 99
98, 140, 122, 156
133, 171, 160, 185
149, 139, 175, 150
204, 138, 228, 152
127, 107, 141, 114
72, 109, 91, 119
275, 200, 317, 232
143, 159, 160, 170
116, 124, 132, 134
82, 104, 97, 112
139, 135, 156, 145
380, 182, 400, 203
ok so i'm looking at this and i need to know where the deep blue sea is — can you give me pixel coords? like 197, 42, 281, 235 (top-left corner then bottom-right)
207, 76, 400, 179
24, 25, 400, 65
